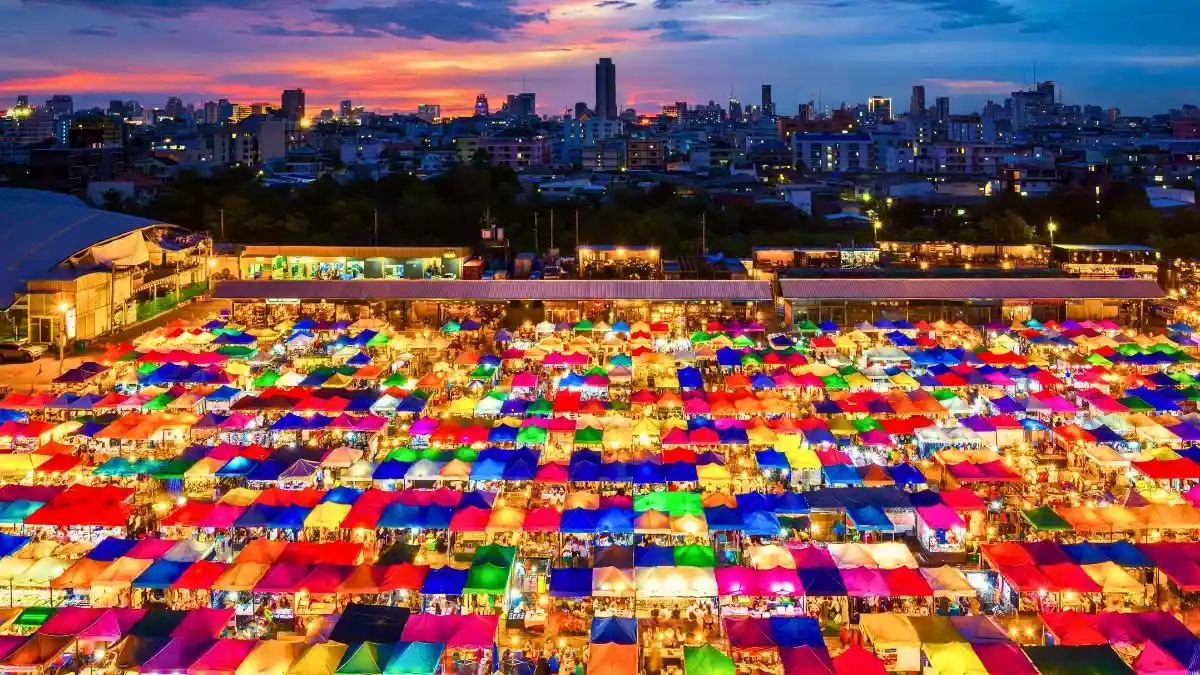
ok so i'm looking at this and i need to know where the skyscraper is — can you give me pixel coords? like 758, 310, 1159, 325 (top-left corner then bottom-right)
15, 95, 29, 108
867, 96, 892, 121
909, 85, 926, 118
165, 96, 183, 119
798, 102, 814, 121
475, 94, 490, 116
45, 95, 73, 118
595, 57, 617, 120
340, 100, 353, 120
728, 98, 742, 123
761, 84, 774, 117
281, 88, 306, 122
935, 96, 950, 122
505, 93, 536, 119
574, 102, 589, 120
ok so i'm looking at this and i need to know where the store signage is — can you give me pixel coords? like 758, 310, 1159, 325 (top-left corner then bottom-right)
267, 298, 301, 305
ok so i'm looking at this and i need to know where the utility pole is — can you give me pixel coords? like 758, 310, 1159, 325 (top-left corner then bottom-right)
701, 213, 707, 255
575, 210, 580, 254
373, 209, 379, 246
219, 208, 225, 241
549, 211, 555, 250
533, 213, 539, 254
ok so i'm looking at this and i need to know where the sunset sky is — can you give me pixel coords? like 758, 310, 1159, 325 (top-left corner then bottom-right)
1, 0, 1197, 117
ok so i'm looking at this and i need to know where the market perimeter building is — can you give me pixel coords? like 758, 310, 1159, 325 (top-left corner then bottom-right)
0, 188, 211, 344
212, 279, 775, 328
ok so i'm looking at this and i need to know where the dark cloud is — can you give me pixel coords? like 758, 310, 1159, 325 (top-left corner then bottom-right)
22, 0, 290, 18
595, 36, 628, 43
633, 18, 722, 42
652, 0, 688, 7
247, 0, 548, 41
595, 0, 636, 7
69, 25, 119, 36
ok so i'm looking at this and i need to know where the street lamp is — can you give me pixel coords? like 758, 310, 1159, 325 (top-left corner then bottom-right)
873, 220, 882, 245
56, 303, 70, 361
1047, 220, 1058, 247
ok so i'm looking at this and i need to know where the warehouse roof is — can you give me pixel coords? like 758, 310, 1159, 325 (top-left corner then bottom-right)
0, 188, 170, 308
213, 279, 774, 302
779, 277, 1163, 301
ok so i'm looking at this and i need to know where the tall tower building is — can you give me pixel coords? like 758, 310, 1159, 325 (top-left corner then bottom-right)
867, 96, 892, 121
165, 96, 184, 119
340, 99, 353, 119
281, 88, 306, 121
761, 84, 774, 117
909, 85, 926, 118
595, 58, 617, 120
728, 98, 742, 123
935, 96, 950, 122
46, 95, 73, 118
475, 94, 490, 116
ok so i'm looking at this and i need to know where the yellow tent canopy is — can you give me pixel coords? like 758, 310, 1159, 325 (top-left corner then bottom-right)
923, 642, 988, 675
304, 502, 352, 530
286, 643, 349, 675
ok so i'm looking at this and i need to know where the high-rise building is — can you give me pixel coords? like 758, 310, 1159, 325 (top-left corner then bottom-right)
595, 57, 617, 120
475, 94, 490, 116
281, 88, 306, 122
761, 84, 774, 117
108, 100, 125, 118
165, 96, 184, 119
728, 98, 742, 123
124, 101, 143, 119
416, 104, 441, 122
202, 101, 219, 125
867, 96, 892, 121
935, 96, 950, 122
1009, 82, 1054, 129
505, 93, 536, 119
662, 102, 686, 119
573, 102, 589, 120
798, 102, 814, 121
1106, 107, 1121, 125
46, 95, 73, 118
340, 100, 353, 119
909, 85, 926, 118
15, 95, 29, 108
249, 102, 273, 116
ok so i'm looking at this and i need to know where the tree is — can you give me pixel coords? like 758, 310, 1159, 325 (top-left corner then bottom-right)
470, 148, 492, 166
980, 212, 1034, 243
99, 189, 127, 213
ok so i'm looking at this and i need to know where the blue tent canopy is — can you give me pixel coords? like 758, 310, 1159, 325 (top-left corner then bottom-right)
817, 320, 839, 332
595, 508, 634, 534
421, 567, 468, 595
591, 617, 637, 645
243, 459, 287, 482
907, 490, 943, 508
737, 493, 776, 512
373, 460, 413, 481
718, 428, 749, 445
822, 464, 862, 486
769, 617, 824, 647
802, 428, 836, 445
716, 347, 743, 368
887, 464, 926, 486
755, 450, 789, 470
206, 385, 242, 402
599, 463, 634, 483
677, 367, 703, 389
630, 462, 665, 485
0, 534, 30, 559
88, 537, 136, 561
773, 492, 810, 514
215, 456, 258, 477
797, 567, 846, 596
847, 505, 895, 532
271, 413, 311, 431
663, 462, 698, 482
548, 568, 592, 598
132, 559, 191, 589
470, 458, 506, 481
1060, 542, 1110, 566
498, 400, 529, 417
378, 504, 420, 529
560, 508, 599, 534
232, 504, 283, 528
1097, 541, 1153, 568
413, 505, 453, 529
743, 510, 781, 536
634, 546, 675, 567
328, 605, 410, 644
703, 506, 743, 531
610, 321, 631, 334
397, 397, 428, 414
270, 502, 312, 528
503, 457, 538, 481
322, 487, 363, 504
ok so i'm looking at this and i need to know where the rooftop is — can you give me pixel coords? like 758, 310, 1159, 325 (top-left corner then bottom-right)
214, 279, 773, 302
779, 277, 1163, 301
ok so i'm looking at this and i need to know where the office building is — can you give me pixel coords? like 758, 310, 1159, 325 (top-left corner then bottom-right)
595, 57, 617, 120
791, 132, 871, 172
249, 102, 273, 117
475, 94, 490, 117
565, 117, 623, 146
416, 104, 441, 122
505, 93, 536, 119
909, 85, 926, 119
729, 98, 742, 123
1010, 81, 1055, 129
45, 95, 73, 118
626, 138, 666, 170
202, 101, 219, 125
761, 84, 774, 117
15, 95, 29, 108
867, 96, 892, 121
215, 115, 287, 166
340, 100, 353, 120
165, 96, 183, 119
797, 102, 814, 121
108, 100, 125, 118
935, 96, 951, 122
281, 88, 306, 122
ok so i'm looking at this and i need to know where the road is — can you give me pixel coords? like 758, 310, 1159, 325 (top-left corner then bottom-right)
0, 298, 230, 393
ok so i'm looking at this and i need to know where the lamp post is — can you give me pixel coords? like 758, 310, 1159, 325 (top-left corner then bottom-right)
56, 303, 69, 362
1047, 220, 1058, 248
873, 220, 882, 245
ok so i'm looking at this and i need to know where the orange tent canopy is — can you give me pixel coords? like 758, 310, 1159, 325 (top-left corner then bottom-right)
588, 643, 637, 675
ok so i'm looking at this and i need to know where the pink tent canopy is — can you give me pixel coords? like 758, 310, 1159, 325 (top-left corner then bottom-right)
186, 639, 257, 675
448, 613, 501, 649
971, 644, 1037, 675
523, 507, 563, 532
916, 504, 966, 530
172, 608, 235, 639
725, 617, 775, 649
832, 646, 886, 675
716, 567, 759, 596
757, 567, 804, 597
448, 506, 492, 532
781, 647, 835, 675
841, 567, 889, 597
1134, 642, 1187, 675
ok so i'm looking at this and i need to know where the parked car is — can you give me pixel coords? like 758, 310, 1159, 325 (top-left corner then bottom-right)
0, 342, 46, 363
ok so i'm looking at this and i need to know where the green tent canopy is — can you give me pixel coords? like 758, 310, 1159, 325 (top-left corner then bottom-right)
464, 562, 511, 596
574, 319, 594, 332
152, 458, 198, 480
13, 606, 57, 628
732, 335, 756, 349
440, 321, 461, 334
574, 427, 603, 445
473, 544, 517, 567
337, 641, 395, 675
384, 642, 445, 675
528, 399, 554, 416
1022, 646, 1134, 675
366, 332, 391, 347
684, 645, 734, 675
690, 331, 712, 344
821, 375, 849, 390
216, 345, 256, 358
673, 544, 716, 568
388, 448, 421, 463
136, 362, 160, 376
1021, 506, 1072, 532
92, 457, 135, 477
852, 417, 883, 433
253, 371, 280, 388
517, 426, 547, 444
795, 320, 820, 331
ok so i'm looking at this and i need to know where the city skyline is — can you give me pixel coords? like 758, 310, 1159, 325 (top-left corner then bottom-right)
1, 0, 1197, 116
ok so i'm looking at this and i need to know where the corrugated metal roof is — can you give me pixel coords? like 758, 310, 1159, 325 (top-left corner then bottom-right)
240, 245, 472, 258
214, 279, 774, 302
0, 188, 167, 308
779, 277, 1163, 301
